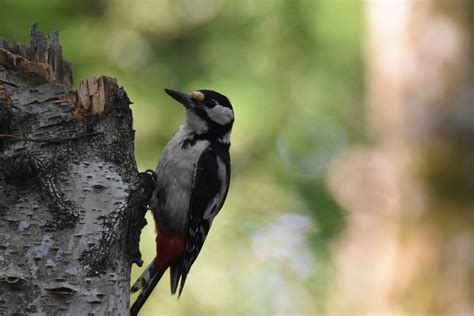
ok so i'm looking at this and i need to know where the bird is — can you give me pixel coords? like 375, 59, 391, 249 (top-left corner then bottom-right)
130, 88, 234, 315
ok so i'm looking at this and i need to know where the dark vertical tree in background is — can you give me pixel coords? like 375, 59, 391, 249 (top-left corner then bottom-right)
0, 25, 143, 314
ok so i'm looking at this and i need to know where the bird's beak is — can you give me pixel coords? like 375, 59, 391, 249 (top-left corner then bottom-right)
164, 89, 198, 110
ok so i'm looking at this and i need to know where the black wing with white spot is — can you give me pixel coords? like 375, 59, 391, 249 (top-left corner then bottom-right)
171, 146, 230, 296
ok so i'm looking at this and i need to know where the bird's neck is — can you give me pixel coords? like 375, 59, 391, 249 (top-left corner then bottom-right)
179, 124, 231, 149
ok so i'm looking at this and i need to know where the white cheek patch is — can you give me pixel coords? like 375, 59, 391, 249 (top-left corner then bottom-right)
205, 105, 234, 125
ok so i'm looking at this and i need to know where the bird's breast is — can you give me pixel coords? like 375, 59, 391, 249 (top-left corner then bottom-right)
152, 136, 209, 233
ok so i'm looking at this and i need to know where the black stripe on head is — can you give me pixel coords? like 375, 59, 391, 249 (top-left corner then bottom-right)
198, 90, 233, 110
191, 89, 234, 139
193, 108, 233, 138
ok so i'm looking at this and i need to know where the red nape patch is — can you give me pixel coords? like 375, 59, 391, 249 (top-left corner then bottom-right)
155, 231, 186, 269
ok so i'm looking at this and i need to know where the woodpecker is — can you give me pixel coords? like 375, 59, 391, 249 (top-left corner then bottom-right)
130, 89, 234, 315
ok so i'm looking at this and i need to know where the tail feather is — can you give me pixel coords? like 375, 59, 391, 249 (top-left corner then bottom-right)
169, 262, 189, 298
130, 260, 166, 316
131, 260, 158, 293
169, 263, 180, 295
178, 272, 188, 298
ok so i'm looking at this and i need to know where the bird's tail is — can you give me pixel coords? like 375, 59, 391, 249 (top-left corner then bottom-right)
130, 259, 166, 316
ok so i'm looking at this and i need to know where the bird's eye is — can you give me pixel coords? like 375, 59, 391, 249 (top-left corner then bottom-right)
207, 99, 218, 108
191, 91, 205, 103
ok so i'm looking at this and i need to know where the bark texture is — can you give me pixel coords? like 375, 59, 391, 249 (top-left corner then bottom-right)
0, 24, 142, 314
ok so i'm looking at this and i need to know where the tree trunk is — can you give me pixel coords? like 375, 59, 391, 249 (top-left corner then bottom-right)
0, 24, 148, 315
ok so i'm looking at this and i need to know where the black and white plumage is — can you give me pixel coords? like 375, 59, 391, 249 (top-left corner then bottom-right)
130, 89, 234, 315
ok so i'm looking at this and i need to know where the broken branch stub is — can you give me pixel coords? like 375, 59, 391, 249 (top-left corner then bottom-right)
0, 22, 72, 88
74, 76, 118, 118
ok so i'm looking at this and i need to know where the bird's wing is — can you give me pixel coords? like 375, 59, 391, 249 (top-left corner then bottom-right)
170, 146, 230, 296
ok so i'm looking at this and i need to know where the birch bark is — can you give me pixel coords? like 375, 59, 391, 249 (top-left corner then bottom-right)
0, 24, 145, 315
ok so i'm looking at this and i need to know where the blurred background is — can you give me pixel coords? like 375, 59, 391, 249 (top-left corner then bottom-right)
1, 0, 473, 315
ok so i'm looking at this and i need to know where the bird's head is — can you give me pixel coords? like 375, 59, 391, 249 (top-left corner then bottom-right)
165, 88, 234, 142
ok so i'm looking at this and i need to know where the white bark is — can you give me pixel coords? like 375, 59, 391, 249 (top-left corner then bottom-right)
0, 24, 140, 315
